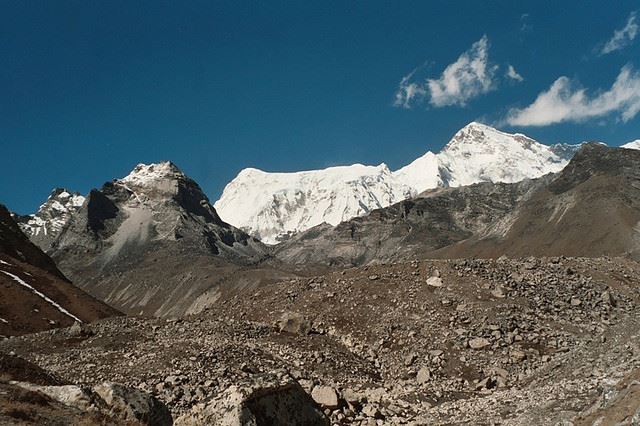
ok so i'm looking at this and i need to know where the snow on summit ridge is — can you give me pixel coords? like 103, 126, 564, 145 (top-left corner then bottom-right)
215, 122, 583, 244
16, 188, 85, 251
214, 163, 413, 244
120, 161, 185, 187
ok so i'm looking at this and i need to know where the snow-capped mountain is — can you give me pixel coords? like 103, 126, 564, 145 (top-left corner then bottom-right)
60, 161, 266, 262
622, 140, 640, 150
16, 188, 85, 251
213, 164, 413, 244
215, 122, 582, 244
395, 122, 579, 193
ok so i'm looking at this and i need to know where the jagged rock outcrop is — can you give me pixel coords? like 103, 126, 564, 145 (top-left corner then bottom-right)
14, 188, 85, 252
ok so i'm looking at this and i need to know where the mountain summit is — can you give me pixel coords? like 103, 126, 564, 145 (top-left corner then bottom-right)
215, 122, 582, 244
15, 188, 85, 252
47, 161, 275, 316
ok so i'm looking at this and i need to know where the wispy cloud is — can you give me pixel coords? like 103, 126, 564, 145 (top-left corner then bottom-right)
506, 64, 524, 82
600, 11, 638, 55
503, 65, 640, 126
520, 13, 532, 33
394, 67, 428, 109
394, 35, 498, 108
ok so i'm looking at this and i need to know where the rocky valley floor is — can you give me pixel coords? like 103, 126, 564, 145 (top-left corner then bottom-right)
1, 256, 639, 425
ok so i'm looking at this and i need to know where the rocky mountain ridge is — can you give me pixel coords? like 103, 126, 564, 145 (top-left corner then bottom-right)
0, 204, 120, 336
14, 188, 85, 252
275, 143, 640, 266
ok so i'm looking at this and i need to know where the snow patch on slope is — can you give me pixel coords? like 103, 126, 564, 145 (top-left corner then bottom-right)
0, 269, 82, 322
19, 189, 85, 239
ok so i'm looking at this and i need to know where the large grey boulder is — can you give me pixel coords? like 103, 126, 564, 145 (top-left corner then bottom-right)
93, 382, 172, 425
175, 375, 328, 426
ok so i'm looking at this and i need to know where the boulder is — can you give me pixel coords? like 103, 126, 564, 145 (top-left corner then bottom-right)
13, 381, 172, 426
175, 375, 328, 426
94, 382, 172, 426
426, 277, 443, 287
311, 385, 339, 409
468, 338, 491, 350
276, 312, 312, 335
416, 367, 431, 384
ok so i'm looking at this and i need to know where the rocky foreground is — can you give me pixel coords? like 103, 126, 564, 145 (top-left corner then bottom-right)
1, 256, 639, 425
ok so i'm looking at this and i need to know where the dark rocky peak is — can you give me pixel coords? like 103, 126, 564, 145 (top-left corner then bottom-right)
0, 204, 67, 279
548, 143, 640, 194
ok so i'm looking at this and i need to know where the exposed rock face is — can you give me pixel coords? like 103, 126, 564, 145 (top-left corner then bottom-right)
216, 122, 580, 244
47, 162, 294, 317
275, 176, 547, 266
175, 376, 327, 426
0, 204, 120, 336
14, 188, 85, 252
276, 144, 640, 266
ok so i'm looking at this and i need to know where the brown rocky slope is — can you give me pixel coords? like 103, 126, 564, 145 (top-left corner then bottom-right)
0, 204, 120, 337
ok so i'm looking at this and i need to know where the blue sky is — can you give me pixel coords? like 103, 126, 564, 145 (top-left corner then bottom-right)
2, 1, 640, 214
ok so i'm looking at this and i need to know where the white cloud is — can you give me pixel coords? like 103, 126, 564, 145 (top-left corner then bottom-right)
520, 13, 532, 33
504, 65, 640, 126
506, 64, 524, 82
601, 11, 638, 55
394, 69, 427, 109
394, 35, 498, 108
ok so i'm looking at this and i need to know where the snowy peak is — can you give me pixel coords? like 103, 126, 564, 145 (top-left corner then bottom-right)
444, 121, 537, 153
215, 122, 587, 244
112, 161, 220, 220
117, 161, 189, 196
214, 163, 413, 244
120, 161, 185, 186
432, 122, 576, 188
396, 122, 581, 192
392, 151, 442, 192
622, 140, 640, 150
16, 188, 85, 251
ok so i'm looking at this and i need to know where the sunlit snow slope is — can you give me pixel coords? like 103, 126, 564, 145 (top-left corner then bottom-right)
215, 122, 581, 244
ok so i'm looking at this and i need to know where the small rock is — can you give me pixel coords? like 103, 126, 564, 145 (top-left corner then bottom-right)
511, 350, 527, 363
276, 312, 312, 335
404, 353, 416, 367
416, 367, 431, 384
490, 286, 506, 298
468, 338, 490, 350
362, 404, 382, 419
601, 291, 616, 307
311, 385, 339, 409
426, 277, 443, 288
